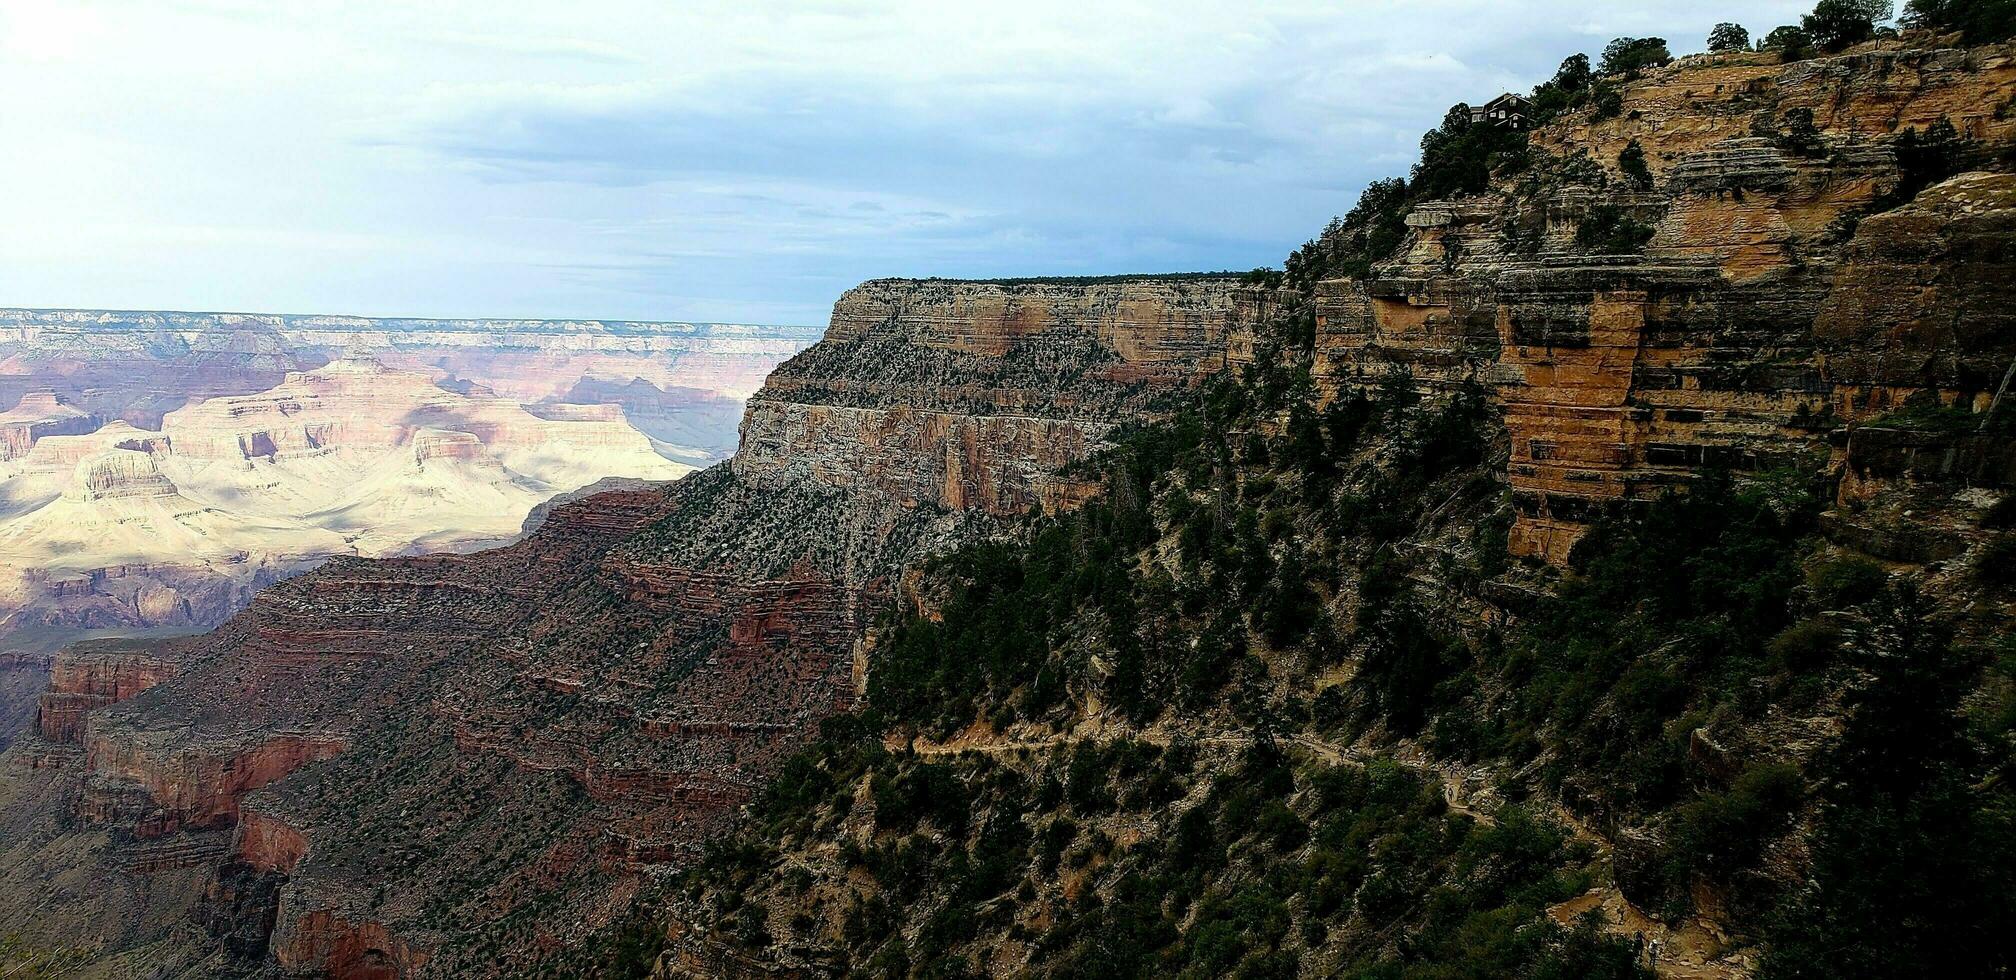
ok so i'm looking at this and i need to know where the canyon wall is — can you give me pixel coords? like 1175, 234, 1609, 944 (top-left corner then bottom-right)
1314, 43, 2016, 562
0, 315, 818, 651
0, 276, 1257, 975
737, 277, 1255, 514
4, 34, 2014, 980
0, 310, 819, 425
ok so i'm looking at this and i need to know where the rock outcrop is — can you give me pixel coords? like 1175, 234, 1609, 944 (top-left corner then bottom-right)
35, 644, 177, 744
0, 392, 100, 461
0, 276, 1248, 975
1316, 42, 2016, 562
738, 277, 1259, 513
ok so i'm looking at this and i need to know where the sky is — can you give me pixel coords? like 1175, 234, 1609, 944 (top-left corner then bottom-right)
0, 0, 1811, 326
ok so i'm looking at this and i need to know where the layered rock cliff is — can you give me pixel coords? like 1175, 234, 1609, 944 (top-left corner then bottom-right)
0, 392, 100, 461
0, 276, 1260, 975
616, 35, 2016, 980
1312, 42, 2016, 562
737, 277, 1261, 514
6, 29, 2016, 980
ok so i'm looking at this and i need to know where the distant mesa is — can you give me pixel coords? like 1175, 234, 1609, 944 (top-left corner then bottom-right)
69, 449, 179, 502
0, 311, 818, 653
0, 390, 102, 461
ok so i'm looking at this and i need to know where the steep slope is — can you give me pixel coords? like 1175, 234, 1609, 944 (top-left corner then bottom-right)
6, 26, 2015, 980
615, 35, 2016, 980
0, 653, 50, 749
0, 277, 1264, 975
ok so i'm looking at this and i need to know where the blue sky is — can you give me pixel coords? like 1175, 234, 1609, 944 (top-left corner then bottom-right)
0, 1, 1810, 325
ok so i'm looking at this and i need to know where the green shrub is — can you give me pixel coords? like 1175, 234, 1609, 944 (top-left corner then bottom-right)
1806, 555, 1887, 607
1575, 205, 1656, 253
1529, 54, 1595, 126
1599, 37, 1673, 77
1768, 618, 1844, 671
1592, 83, 1625, 120
1618, 140, 1654, 189
1973, 535, 2016, 586
1671, 763, 1805, 876
1892, 117, 1973, 202
1984, 495, 2016, 529
1778, 107, 1826, 157
1761, 25, 1816, 58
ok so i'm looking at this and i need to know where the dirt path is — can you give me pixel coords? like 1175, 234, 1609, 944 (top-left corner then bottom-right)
900, 727, 1499, 825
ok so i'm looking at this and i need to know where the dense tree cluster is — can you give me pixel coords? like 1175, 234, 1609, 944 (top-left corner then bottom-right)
1905, 0, 2016, 41
1803, 0, 1893, 50
1598, 37, 1673, 77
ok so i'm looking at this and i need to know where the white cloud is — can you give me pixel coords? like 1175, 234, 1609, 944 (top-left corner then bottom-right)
0, 0, 1813, 324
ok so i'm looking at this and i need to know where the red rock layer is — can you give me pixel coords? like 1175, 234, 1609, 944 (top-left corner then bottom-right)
35, 649, 178, 743
271, 907, 429, 980
236, 806, 312, 875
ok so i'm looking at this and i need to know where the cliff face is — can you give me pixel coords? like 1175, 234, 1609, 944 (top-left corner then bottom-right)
8, 34, 2015, 980
633, 40, 2016, 980
1314, 43, 2016, 562
736, 278, 1259, 514
34, 645, 178, 744
0, 277, 1252, 975
0, 652, 49, 749
0, 392, 100, 461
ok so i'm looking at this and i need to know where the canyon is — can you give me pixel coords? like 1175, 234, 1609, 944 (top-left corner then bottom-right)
1, 26, 2013, 980
0, 314, 819, 661
0, 275, 1268, 976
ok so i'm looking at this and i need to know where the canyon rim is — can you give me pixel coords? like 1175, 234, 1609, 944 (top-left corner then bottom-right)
3, 2, 2016, 979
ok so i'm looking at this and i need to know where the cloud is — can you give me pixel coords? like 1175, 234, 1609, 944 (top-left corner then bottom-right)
436, 32, 645, 64
0, 0, 1816, 323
